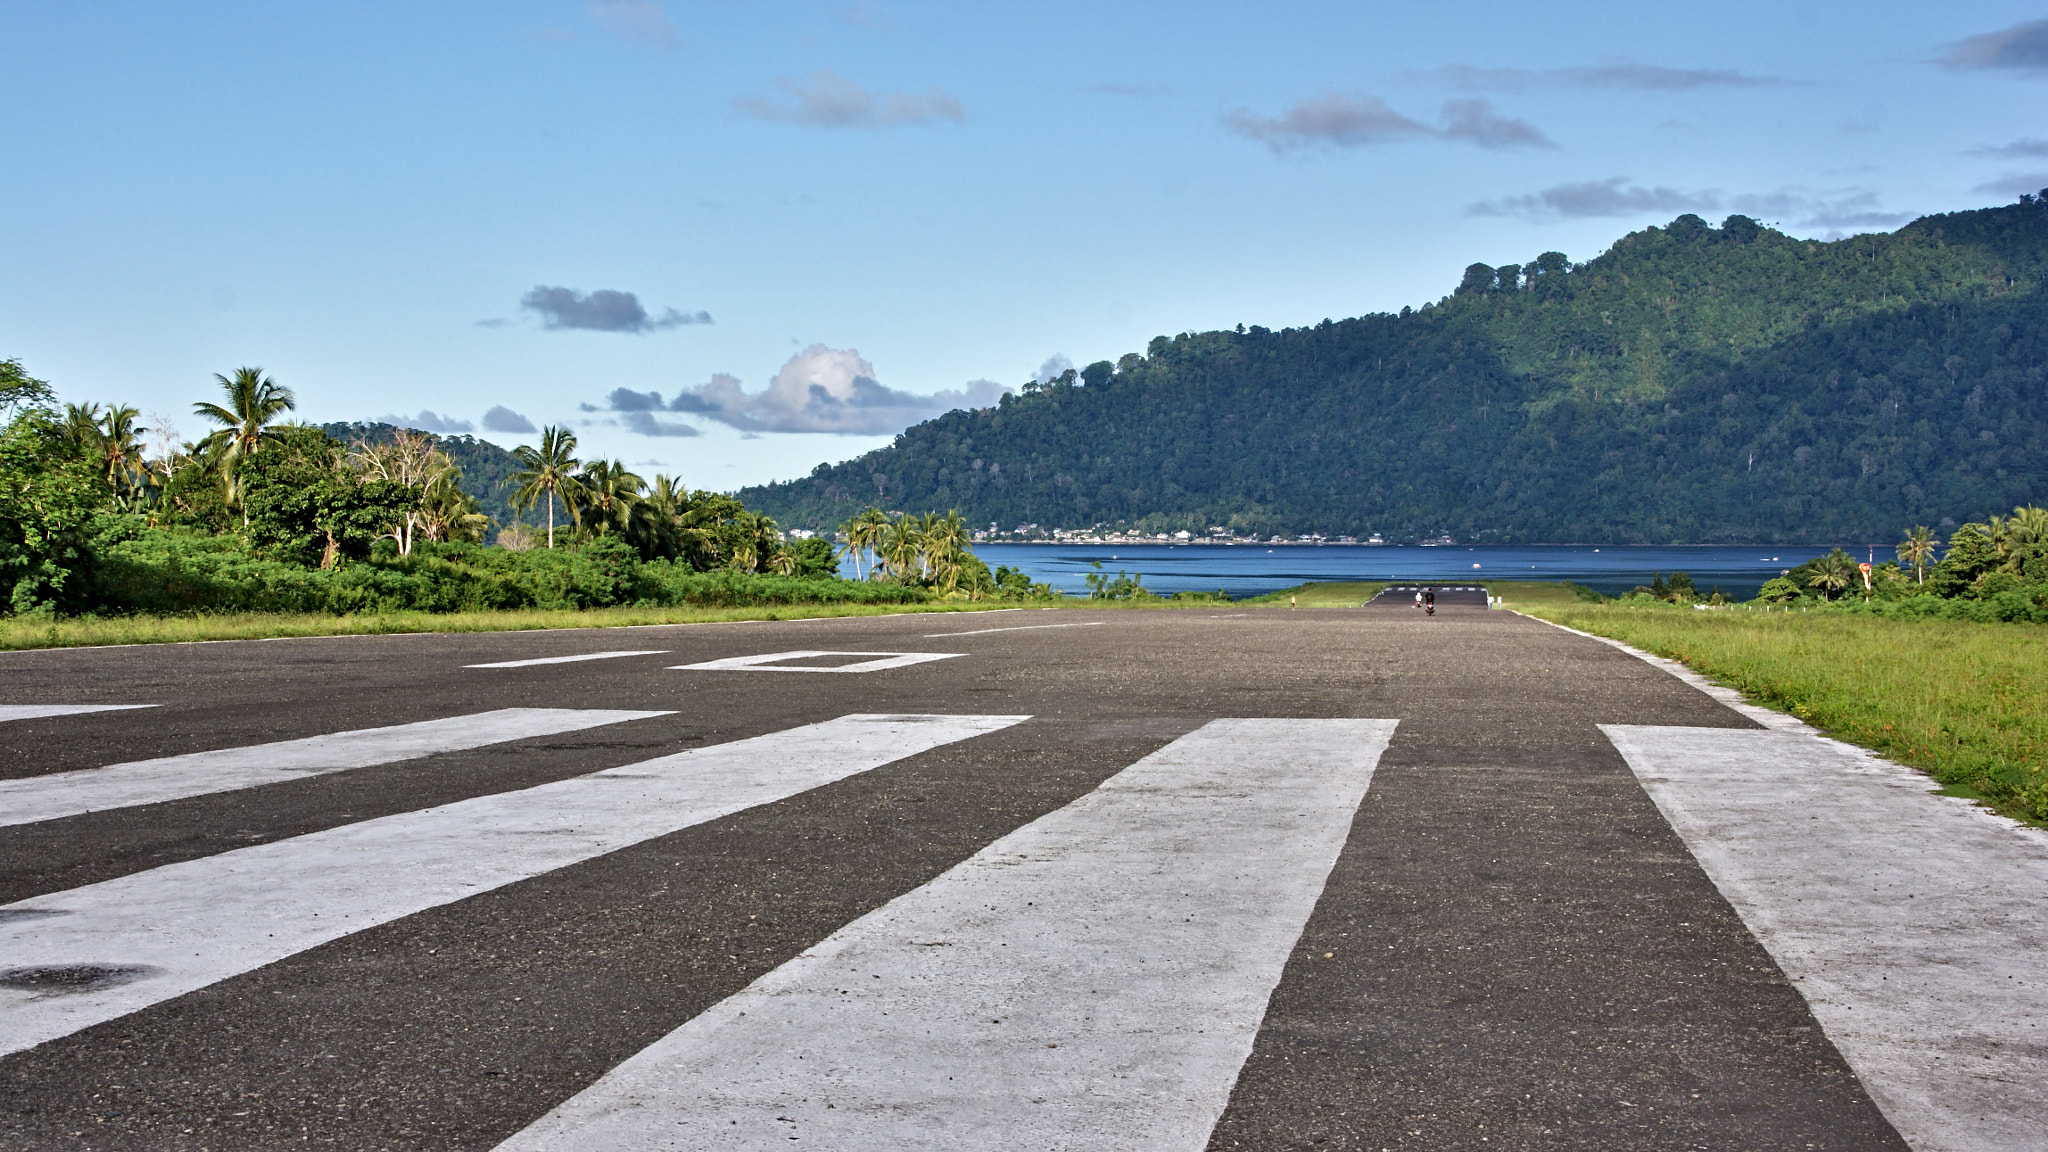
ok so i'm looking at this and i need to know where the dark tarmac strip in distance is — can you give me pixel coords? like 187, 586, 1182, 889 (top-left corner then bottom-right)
0, 608, 2037, 1148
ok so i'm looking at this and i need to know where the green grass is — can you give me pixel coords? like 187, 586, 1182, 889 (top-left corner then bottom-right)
0, 601, 1037, 652
1487, 581, 1604, 609
1519, 601, 2048, 824
1239, 581, 1388, 607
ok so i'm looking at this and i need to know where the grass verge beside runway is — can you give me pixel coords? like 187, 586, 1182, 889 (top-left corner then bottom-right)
1519, 600, 2048, 824
0, 601, 1033, 652
1239, 581, 1388, 606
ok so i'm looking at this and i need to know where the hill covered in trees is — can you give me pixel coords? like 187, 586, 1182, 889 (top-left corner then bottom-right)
743, 194, 2048, 543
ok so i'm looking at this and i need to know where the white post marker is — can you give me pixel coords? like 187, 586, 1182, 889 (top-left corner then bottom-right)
498, 717, 1399, 1152
0, 713, 1028, 1056
0, 705, 156, 724
1604, 725, 2048, 1152
0, 708, 672, 829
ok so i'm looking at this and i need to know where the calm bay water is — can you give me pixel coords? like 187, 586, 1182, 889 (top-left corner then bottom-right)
958, 543, 1856, 600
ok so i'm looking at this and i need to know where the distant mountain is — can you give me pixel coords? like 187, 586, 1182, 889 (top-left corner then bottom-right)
319, 423, 523, 527
741, 194, 2048, 544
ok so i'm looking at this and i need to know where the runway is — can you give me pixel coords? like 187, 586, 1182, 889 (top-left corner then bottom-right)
0, 603, 2039, 1149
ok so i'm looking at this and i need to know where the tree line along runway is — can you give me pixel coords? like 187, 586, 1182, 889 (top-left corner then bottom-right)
0, 605, 2040, 1150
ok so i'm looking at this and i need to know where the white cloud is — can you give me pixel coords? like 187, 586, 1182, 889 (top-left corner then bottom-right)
482, 405, 538, 434
373, 409, 473, 434
667, 345, 1008, 434
1034, 354, 1073, 384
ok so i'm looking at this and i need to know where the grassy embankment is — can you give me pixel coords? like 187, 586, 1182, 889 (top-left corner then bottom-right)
1239, 581, 1388, 607
0, 601, 1031, 652
1504, 589, 2047, 824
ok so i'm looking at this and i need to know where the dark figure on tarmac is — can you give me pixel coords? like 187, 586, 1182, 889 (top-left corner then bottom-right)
1424, 587, 1435, 615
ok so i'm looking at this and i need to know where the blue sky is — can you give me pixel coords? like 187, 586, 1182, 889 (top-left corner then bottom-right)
6, 1, 2047, 488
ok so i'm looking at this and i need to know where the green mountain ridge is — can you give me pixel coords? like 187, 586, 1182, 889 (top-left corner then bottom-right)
740, 195, 2048, 544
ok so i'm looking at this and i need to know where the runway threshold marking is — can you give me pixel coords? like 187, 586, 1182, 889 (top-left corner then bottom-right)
0, 708, 672, 830
498, 717, 1399, 1152
0, 705, 157, 724
922, 622, 1106, 637
673, 650, 966, 673
465, 650, 669, 668
0, 713, 1027, 1057
1605, 724, 2048, 1152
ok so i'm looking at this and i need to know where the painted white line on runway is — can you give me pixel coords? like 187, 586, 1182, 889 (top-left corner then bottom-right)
465, 650, 669, 668
0, 708, 671, 830
498, 717, 1398, 1152
921, 621, 1105, 638
0, 705, 156, 724
1604, 724, 2048, 1152
0, 713, 1026, 1057
672, 650, 965, 673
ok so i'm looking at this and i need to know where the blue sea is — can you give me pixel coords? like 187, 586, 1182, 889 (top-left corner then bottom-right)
949, 543, 1859, 600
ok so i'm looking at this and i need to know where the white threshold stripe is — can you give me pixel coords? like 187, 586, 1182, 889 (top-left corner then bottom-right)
498, 717, 1398, 1152
0, 705, 157, 724
922, 622, 1106, 637
465, 650, 670, 669
673, 651, 965, 674
0, 708, 672, 830
0, 713, 1026, 1057
1603, 725, 2048, 1152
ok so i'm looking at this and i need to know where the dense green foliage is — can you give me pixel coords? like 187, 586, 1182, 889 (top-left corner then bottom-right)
0, 379, 1036, 619
746, 195, 2048, 543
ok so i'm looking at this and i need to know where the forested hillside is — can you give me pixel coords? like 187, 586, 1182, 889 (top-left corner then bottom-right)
321, 422, 523, 527
743, 195, 2048, 543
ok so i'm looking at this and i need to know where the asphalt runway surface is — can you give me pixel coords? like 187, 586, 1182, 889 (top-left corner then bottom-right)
0, 604, 2039, 1150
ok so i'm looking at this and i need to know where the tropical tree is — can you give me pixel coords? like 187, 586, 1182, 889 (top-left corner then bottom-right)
923, 510, 972, 592
579, 459, 646, 536
193, 367, 296, 515
1805, 548, 1857, 599
1897, 525, 1940, 585
349, 428, 460, 555
508, 425, 585, 548
839, 507, 890, 580
880, 512, 925, 580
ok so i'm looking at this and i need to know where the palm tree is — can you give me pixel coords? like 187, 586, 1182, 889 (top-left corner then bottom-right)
1806, 549, 1857, 600
924, 510, 972, 592
96, 406, 147, 506
579, 459, 646, 536
509, 425, 586, 548
839, 507, 890, 580
1896, 526, 1940, 585
880, 512, 924, 580
193, 367, 296, 514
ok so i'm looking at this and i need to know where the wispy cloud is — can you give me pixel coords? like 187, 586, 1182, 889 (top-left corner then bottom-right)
373, 410, 473, 434
620, 411, 701, 437
590, 0, 679, 49
734, 69, 964, 128
1937, 19, 2048, 76
1469, 178, 1913, 232
1970, 138, 2048, 158
1223, 92, 1552, 152
661, 345, 1008, 435
1972, 172, 2048, 198
1418, 63, 1786, 93
1469, 177, 1715, 219
482, 406, 538, 435
1033, 354, 1073, 384
519, 286, 712, 333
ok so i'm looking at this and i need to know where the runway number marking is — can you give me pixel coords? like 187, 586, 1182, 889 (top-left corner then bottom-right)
0, 708, 671, 829
672, 650, 965, 673
922, 622, 1106, 637
0, 705, 157, 724
500, 717, 1399, 1152
0, 713, 1029, 1058
466, 651, 669, 668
